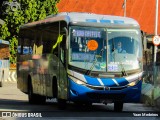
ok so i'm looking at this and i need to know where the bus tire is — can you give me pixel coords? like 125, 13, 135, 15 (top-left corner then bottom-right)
28, 76, 46, 104
36, 95, 46, 104
74, 101, 92, 106
52, 76, 57, 98
114, 102, 123, 112
0, 70, 4, 87
57, 98, 67, 110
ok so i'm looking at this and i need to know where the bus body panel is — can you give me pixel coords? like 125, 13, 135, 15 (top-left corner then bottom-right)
68, 70, 142, 103
69, 78, 142, 103
17, 54, 68, 99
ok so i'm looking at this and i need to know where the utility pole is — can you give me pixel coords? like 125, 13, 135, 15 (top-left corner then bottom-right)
154, 0, 159, 75
153, 0, 159, 103
123, 0, 127, 17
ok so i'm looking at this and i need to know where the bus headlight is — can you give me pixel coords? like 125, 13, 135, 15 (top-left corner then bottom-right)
75, 80, 86, 85
128, 80, 138, 86
69, 76, 86, 85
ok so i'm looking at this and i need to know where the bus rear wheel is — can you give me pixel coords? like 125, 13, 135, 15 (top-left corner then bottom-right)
28, 78, 46, 104
114, 102, 123, 112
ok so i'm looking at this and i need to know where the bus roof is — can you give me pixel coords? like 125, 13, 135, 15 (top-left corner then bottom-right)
0, 39, 9, 45
20, 12, 140, 29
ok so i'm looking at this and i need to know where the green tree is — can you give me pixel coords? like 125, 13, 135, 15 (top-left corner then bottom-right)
0, 0, 60, 63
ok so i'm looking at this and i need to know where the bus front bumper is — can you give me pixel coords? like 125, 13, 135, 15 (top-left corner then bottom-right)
69, 78, 142, 103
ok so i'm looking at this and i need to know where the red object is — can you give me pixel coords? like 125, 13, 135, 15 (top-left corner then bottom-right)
87, 40, 98, 51
57, 0, 160, 34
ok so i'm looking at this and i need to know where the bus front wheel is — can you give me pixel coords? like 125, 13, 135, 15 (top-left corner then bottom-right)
114, 102, 123, 112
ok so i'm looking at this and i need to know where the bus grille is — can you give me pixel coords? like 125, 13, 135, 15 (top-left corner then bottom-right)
87, 93, 125, 101
86, 85, 127, 90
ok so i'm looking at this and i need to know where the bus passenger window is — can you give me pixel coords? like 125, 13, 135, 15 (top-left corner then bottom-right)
35, 39, 43, 54
43, 40, 54, 54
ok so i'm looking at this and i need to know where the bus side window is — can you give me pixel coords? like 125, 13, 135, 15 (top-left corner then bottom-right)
43, 40, 54, 54
18, 38, 23, 55
23, 38, 33, 55
34, 38, 43, 55
33, 43, 36, 54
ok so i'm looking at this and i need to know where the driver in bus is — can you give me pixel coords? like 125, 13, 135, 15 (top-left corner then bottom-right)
115, 41, 126, 53
110, 41, 126, 62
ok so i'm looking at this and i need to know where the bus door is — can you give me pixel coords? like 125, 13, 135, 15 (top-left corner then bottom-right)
32, 35, 44, 95
46, 34, 68, 99
58, 33, 68, 99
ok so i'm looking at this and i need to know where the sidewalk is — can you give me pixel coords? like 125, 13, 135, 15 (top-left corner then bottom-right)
141, 83, 160, 110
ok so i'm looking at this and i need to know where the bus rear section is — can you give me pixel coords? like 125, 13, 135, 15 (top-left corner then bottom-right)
0, 40, 10, 87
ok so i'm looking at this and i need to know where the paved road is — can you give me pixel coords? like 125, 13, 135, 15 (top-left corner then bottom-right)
0, 83, 159, 120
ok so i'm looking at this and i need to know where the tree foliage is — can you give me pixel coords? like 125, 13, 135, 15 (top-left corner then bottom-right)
0, 0, 60, 63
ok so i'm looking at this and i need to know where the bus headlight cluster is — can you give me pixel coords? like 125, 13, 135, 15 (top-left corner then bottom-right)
128, 80, 138, 86
69, 76, 87, 85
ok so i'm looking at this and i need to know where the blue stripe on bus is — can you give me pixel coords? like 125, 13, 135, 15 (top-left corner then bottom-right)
84, 75, 101, 86
23, 48, 29, 54
84, 75, 129, 87
100, 20, 111, 23
113, 20, 124, 24
86, 19, 97, 23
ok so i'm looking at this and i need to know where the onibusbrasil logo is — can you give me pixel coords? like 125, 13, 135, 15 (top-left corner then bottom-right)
1, 0, 21, 14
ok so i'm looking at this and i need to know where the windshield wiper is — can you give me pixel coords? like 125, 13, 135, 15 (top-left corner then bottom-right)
111, 39, 116, 62
120, 62, 128, 76
85, 48, 104, 75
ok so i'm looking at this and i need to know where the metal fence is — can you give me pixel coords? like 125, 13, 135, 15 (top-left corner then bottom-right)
142, 50, 160, 108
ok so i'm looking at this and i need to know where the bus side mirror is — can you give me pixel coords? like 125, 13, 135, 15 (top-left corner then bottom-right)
63, 27, 69, 49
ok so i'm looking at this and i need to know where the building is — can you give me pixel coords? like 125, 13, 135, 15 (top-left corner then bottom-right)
57, 0, 160, 35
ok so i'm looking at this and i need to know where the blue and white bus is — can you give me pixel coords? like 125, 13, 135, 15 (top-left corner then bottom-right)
0, 39, 10, 87
17, 12, 143, 111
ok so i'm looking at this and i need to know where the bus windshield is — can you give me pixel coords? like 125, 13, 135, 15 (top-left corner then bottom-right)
69, 27, 107, 72
69, 27, 142, 72
108, 29, 142, 72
